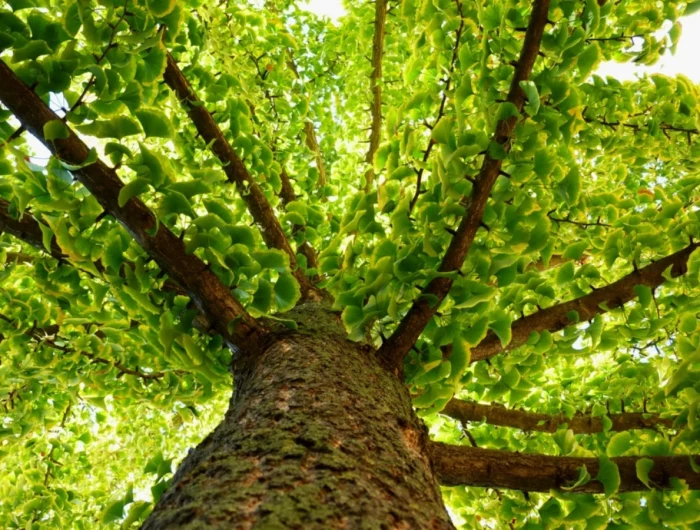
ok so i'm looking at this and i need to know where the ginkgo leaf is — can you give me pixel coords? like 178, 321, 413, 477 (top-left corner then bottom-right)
77, 117, 142, 139
147, 0, 177, 17
274, 272, 300, 312
136, 109, 175, 138
118, 178, 151, 208
595, 456, 620, 498
43, 119, 69, 141
636, 458, 654, 489
141, 43, 167, 84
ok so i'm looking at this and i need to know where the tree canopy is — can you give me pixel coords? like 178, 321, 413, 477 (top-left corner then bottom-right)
1, 0, 700, 528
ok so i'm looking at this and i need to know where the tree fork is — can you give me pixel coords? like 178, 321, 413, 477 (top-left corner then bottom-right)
429, 442, 700, 493
0, 59, 262, 349
377, 0, 551, 373
162, 52, 324, 303
142, 305, 455, 529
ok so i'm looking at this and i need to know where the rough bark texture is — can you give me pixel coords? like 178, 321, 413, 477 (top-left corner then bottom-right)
143, 305, 454, 529
471, 242, 699, 363
429, 442, 700, 493
163, 53, 323, 303
442, 399, 674, 434
0, 59, 262, 347
377, 0, 551, 372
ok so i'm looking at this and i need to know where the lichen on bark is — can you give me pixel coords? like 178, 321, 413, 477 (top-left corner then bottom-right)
142, 304, 454, 529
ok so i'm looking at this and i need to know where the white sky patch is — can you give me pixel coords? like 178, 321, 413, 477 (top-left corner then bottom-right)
301, 0, 346, 21
596, 11, 700, 82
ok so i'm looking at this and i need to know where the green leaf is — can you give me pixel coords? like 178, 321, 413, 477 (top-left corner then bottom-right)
43, 119, 69, 141
431, 117, 453, 144
519, 80, 540, 115
556, 261, 575, 285
636, 458, 654, 489
160, 190, 194, 218
562, 465, 591, 491
250, 278, 273, 315
534, 149, 554, 178
684, 1, 700, 16
342, 306, 364, 329
147, 0, 177, 17
606, 432, 632, 457
135, 108, 175, 138
102, 499, 126, 524
252, 250, 289, 273
118, 178, 151, 207
679, 313, 697, 334
577, 43, 601, 79
562, 241, 587, 260
595, 456, 621, 497
142, 43, 167, 84
449, 339, 470, 383
274, 272, 300, 312
12, 40, 52, 61
464, 316, 489, 346
634, 285, 652, 308
77, 116, 142, 139
489, 311, 512, 348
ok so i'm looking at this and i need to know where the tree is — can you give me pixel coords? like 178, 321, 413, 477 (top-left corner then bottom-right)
0, 0, 700, 527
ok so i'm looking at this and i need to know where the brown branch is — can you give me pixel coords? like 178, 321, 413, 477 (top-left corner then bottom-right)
163, 53, 323, 303
442, 399, 674, 434
583, 115, 698, 139
429, 442, 700, 493
0, 59, 263, 349
377, 0, 551, 374
0, 198, 191, 297
0, 314, 170, 381
304, 121, 328, 190
471, 242, 698, 363
408, 0, 465, 213
548, 211, 612, 229
0, 199, 66, 260
286, 53, 329, 193
363, 0, 388, 193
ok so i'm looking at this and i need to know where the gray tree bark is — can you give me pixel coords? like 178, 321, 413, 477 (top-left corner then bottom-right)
142, 305, 454, 529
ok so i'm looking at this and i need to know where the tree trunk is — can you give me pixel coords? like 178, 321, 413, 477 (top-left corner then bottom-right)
142, 305, 454, 529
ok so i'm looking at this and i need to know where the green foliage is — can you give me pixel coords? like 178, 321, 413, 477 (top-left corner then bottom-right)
1, 0, 700, 528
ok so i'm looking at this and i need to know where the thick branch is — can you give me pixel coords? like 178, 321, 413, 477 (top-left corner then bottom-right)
471, 243, 699, 363
377, 0, 551, 373
163, 53, 323, 302
0, 59, 262, 348
442, 399, 674, 434
363, 0, 388, 193
0, 199, 65, 260
429, 442, 700, 493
